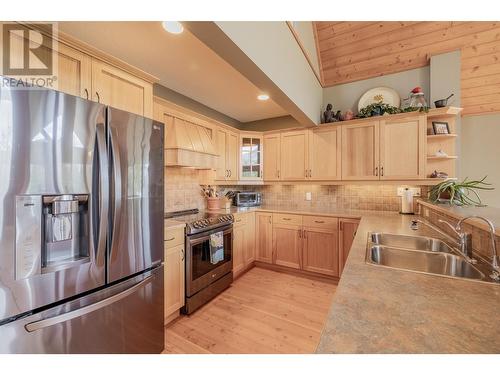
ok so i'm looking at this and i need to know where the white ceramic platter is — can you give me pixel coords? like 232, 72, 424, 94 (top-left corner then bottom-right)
358, 87, 401, 111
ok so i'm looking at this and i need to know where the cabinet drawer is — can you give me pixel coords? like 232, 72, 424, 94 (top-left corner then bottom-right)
273, 213, 303, 226
164, 226, 185, 249
303, 215, 338, 230
233, 213, 248, 227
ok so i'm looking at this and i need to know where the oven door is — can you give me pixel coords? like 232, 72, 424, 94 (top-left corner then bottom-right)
185, 225, 233, 297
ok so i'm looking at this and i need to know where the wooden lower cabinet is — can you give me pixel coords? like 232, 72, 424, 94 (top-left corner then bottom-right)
255, 212, 273, 263
339, 218, 360, 275
302, 227, 339, 277
165, 243, 185, 321
272, 224, 302, 269
233, 212, 256, 278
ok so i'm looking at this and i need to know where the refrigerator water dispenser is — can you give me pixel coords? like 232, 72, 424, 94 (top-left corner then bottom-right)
42, 195, 90, 272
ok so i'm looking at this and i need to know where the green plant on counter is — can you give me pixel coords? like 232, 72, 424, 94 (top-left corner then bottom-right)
429, 176, 494, 206
357, 102, 429, 118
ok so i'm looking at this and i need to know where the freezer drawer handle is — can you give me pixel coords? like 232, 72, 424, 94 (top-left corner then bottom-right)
24, 275, 153, 332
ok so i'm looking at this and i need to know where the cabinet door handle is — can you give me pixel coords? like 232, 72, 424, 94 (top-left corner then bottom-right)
340, 221, 343, 231
95, 92, 100, 103
380, 166, 384, 176
309, 169, 312, 178
235, 218, 242, 222
268, 217, 271, 224
84, 88, 89, 100
298, 229, 301, 238
303, 230, 307, 239
165, 237, 175, 241
282, 218, 291, 221
314, 220, 325, 224
229, 170, 232, 178
278, 170, 280, 179
375, 167, 378, 176
181, 249, 184, 261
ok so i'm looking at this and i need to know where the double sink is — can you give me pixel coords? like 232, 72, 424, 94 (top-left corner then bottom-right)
366, 232, 493, 282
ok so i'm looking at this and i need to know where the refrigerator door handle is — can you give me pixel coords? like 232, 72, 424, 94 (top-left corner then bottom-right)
24, 275, 153, 332
94, 122, 109, 265
109, 126, 123, 259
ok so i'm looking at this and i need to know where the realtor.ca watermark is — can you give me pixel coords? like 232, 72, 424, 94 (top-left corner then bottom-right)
0, 22, 58, 89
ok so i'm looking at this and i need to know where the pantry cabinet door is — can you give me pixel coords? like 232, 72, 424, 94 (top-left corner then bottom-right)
379, 116, 426, 180
280, 130, 308, 180
91, 59, 153, 118
341, 121, 380, 180
255, 213, 273, 263
263, 133, 281, 180
302, 227, 339, 277
272, 224, 302, 269
309, 126, 342, 180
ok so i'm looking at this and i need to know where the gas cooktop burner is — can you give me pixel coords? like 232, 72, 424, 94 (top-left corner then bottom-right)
165, 209, 234, 235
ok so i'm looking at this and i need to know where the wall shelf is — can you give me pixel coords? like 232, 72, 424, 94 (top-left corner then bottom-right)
427, 134, 458, 139
427, 156, 458, 160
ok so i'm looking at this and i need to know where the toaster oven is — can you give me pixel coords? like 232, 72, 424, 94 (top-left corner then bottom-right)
233, 192, 262, 207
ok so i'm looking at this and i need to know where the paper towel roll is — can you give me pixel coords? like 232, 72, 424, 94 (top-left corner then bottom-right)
401, 188, 414, 214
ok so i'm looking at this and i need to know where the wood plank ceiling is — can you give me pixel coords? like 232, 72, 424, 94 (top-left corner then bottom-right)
314, 21, 500, 115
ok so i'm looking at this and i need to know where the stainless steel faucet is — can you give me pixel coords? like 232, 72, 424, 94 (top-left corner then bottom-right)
412, 216, 500, 271
456, 216, 500, 270
411, 218, 475, 263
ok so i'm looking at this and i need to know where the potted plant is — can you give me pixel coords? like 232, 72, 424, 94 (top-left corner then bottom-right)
428, 176, 494, 206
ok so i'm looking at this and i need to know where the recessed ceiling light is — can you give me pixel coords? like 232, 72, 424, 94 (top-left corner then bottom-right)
257, 94, 269, 101
162, 21, 184, 34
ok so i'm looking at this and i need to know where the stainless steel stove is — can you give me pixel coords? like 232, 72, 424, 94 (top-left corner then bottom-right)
164, 209, 234, 314
165, 209, 234, 235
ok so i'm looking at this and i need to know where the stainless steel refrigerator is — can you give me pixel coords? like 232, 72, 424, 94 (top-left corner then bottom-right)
0, 82, 164, 353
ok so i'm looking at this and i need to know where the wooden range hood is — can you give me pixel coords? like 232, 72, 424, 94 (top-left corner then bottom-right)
164, 116, 219, 169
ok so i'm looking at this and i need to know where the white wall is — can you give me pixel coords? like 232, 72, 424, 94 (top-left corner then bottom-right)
460, 114, 500, 208
323, 67, 430, 113
288, 21, 320, 78
216, 21, 323, 125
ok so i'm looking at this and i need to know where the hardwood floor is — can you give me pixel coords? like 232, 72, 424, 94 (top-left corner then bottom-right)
164, 267, 337, 354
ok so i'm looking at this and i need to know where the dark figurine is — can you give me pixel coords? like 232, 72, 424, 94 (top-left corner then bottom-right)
323, 103, 335, 123
334, 110, 342, 121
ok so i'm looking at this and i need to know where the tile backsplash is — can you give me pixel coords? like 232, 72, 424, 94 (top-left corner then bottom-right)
220, 184, 422, 212
165, 167, 206, 213
164, 168, 428, 213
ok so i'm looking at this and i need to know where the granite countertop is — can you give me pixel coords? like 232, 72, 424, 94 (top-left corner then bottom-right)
316, 213, 500, 353
207, 205, 393, 219
418, 199, 500, 236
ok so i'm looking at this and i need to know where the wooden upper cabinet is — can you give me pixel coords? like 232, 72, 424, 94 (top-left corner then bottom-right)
302, 227, 339, 277
273, 223, 302, 269
56, 43, 92, 98
379, 116, 426, 180
239, 134, 263, 180
215, 128, 238, 181
226, 131, 239, 181
255, 213, 273, 263
341, 121, 380, 180
91, 60, 153, 118
309, 126, 342, 180
280, 130, 308, 180
215, 128, 228, 180
263, 133, 281, 180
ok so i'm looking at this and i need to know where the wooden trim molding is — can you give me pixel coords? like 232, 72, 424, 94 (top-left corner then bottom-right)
286, 21, 323, 87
